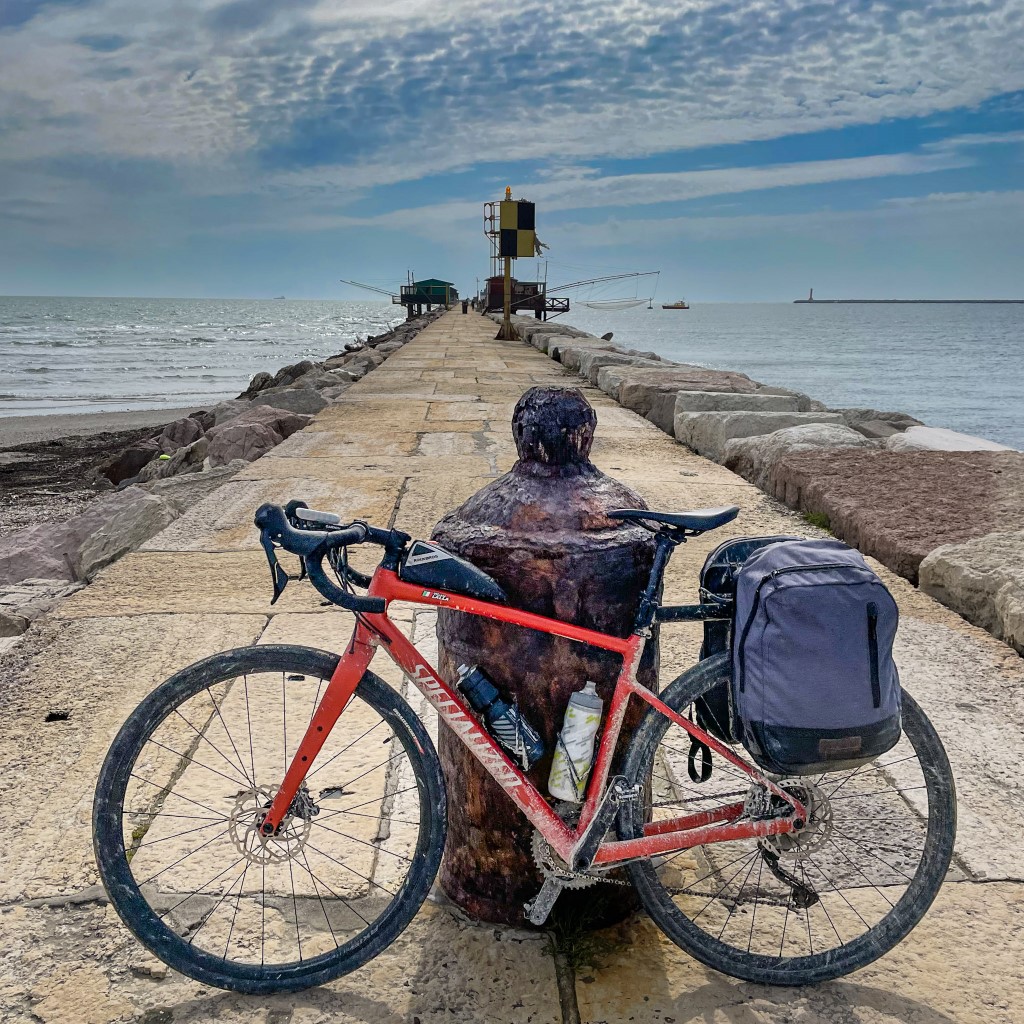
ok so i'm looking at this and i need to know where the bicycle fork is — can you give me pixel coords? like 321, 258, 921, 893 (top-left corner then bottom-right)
260, 631, 376, 836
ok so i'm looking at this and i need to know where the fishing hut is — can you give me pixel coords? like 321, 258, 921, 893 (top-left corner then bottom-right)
396, 278, 458, 318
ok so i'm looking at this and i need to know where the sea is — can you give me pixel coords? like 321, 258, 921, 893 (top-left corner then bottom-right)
0, 296, 405, 419
0, 296, 1021, 448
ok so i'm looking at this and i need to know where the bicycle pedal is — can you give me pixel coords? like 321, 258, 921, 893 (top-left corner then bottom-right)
524, 876, 564, 927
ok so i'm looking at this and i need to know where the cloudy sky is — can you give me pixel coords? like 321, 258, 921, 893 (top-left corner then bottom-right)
2, 0, 1023, 300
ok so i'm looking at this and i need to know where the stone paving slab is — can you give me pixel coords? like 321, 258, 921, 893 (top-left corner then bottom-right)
54, 552, 329, 617
3, 310, 1023, 1023
575, 881, 1023, 1024
0, 614, 266, 902
141, 474, 402, 552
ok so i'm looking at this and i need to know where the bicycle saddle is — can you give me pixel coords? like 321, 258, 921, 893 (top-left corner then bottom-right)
608, 506, 740, 534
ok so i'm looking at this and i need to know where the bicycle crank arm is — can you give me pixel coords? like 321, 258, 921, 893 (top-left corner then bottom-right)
524, 875, 565, 927
570, 776, 639, 871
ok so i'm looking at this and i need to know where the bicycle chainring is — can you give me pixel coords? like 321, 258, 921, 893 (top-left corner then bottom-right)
530, 801, 629, 889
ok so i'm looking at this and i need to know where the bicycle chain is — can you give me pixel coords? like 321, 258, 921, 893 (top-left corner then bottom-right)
645, 787, 808, 905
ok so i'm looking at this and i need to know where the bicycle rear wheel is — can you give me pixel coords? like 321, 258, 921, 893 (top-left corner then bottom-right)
619, 653, 956, 985
93, 645, 445, 994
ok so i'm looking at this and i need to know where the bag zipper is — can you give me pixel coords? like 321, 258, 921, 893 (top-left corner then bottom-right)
867, 602, 881, 708
735, 563, 865, 692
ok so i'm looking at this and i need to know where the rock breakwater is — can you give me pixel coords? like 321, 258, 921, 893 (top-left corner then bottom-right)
0, 310, 444, 637
496, 312, 1024, 654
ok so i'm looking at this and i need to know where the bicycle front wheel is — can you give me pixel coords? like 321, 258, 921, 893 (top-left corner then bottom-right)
93, 645, 446, 994
619, 653, 956, 986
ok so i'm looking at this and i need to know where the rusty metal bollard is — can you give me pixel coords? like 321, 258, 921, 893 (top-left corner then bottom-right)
431, 386, 658, 926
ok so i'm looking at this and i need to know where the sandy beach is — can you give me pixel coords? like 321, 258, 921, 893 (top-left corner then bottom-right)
0, 408, 198, 537
0, 408, 199, 447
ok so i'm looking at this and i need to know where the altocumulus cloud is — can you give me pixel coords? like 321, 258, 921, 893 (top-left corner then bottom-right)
2, 0, 1024, 286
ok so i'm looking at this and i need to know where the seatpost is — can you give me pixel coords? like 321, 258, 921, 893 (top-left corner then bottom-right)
633, 532, 678, 632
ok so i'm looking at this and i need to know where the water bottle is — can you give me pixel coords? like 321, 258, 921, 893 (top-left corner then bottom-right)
548, 681, 603, 802
456, 664, 546, 770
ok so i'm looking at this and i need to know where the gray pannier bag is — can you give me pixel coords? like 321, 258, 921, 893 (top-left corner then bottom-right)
732, 538, 902, 776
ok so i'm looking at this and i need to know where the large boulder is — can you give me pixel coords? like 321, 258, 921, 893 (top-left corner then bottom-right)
724, 423, 877, 492
189, 409, 216, 432
269, 359, 318, 389
675, 410, 845, 461
206, 421, 282, 467
0, 526, 76, 584
209, 399, 252, 425
577, 352, 665, 386
885, 425, 1016, 452
834, 408, 923, 439
550, 340, 618, 369
768, 449, 1024, 583
249, 387, 329, 415
289, 368, 354, 391
596, 362, 697, 401
238, 371, 275, 399
228, 404, 313, 439
137, 436, 209, 482
72, 487, 180, 580
919, 531, 1024, 653
0, 577, 85, 636
528, 332, 575, 355
156, 416, 205, 455
142, 459, 248, 513
619, 367, 804, 434
344, 350, 386, 375
319, 384, 352, 401
3, 487, 184, 584
323, 353, 358, 370
675, 390, 807, 415
95, 437, 161, 485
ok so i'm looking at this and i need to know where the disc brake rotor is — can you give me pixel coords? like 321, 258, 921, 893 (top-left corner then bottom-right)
757, 778, 834, 860
229, 784, 314, 866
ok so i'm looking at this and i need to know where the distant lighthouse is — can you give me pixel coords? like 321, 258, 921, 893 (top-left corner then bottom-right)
808, 287, 814, 302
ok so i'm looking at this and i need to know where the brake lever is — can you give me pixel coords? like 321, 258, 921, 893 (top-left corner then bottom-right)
260, 531, 291, 605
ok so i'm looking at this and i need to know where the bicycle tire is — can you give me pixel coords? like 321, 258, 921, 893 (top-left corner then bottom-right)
619, 653, 956, 985
93, 645, 446, 994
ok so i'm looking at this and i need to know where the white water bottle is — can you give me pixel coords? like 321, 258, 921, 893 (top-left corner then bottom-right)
548, 681, 603, 803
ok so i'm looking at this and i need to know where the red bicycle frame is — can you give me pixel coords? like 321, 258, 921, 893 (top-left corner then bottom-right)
262, 566, 806, 867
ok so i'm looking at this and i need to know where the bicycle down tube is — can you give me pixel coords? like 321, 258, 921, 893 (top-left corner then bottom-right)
262, 565, 807, 867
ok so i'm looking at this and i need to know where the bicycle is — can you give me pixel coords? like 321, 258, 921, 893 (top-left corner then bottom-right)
93, 500, 956, 994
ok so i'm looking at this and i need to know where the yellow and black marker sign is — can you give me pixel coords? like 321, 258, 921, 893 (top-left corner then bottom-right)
499, 201, 536, 259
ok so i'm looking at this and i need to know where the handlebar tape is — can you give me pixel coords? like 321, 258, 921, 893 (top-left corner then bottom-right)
254, 503, 386, 613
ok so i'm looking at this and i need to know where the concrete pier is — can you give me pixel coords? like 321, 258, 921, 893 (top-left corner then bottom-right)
2, 310, 1022, 1023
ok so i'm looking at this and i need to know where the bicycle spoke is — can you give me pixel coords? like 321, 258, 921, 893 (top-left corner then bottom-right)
243, 674, 257, 787
171, 708, 252, 789
303, 839, 399, 900
306, 717, 388, 781
691, 850, 759, 924
147, 738, 251, 789
296, 848, 373, 931
222, 859, 252, 960
189, 860, 250, 947
136, 818, 228, 850
162, 849, 249, 919
316, 784, 420, 823
829, 828, 917, 882
129, 773, 227, 820
312, 818, 414, 863
287, 855, 302, 961
138, 825, 233, 887
206, 684, 253, 791
299, 847, 339, 949
746, 855, 763, 953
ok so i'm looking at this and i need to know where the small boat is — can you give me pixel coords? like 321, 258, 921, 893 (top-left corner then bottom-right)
662, 298, 689, 309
